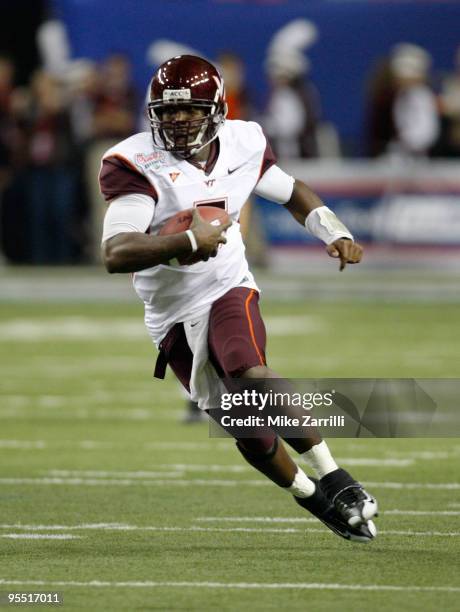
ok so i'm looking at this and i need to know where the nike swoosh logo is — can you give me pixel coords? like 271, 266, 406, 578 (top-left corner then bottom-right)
190, 321, 200, 328
228, 164, 245, 175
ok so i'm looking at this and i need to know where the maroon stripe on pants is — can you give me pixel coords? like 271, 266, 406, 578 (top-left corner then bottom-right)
208, 287, 266, 378
158, 287, 267, 387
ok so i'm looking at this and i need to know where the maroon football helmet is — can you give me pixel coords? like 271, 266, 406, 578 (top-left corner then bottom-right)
148, 55, 227, 158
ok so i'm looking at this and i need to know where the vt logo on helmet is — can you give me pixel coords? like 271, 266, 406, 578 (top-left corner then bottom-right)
148, 55, 228, 159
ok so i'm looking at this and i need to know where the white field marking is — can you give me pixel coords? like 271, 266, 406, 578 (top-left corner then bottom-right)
390, 451, 454, 460
0, 318, 146, 341
0, 524, 309, 534
2, 476, 460, 490
78, 441, 115, 449
1, 389, 180, 405
0, 477, 270, 487
364, 481, 460, 490
0, 524, 458, 538
154, 459, 412, 472
385, 510, 460, 516
0, 408, 182, 422
144, 441, 234, 451
48, 470, 184, 479
0, 441, 431, 468
0, 315, 321, 341
195, 511, 460, 523
0, 407, 169, 422
30, 357, 149, 370
88, 408, 180, 421
0, 523, 132, 531
202, 517, 315, 524
0, 579, 458, 593
1, 359, 148, 376
378, 530, 460, 537
0, 523, 298, 533
264, 315, 324, 335
0, 440, 227, 451
0, 440, 121, 451
150, 464, 250, 473
0, 405, 182, 419
0, 440, 46, 449
1, 534, 82, 540
335, 458, 414, 467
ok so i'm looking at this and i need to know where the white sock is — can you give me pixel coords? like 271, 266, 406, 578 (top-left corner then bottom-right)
301, 441, 338, 479
287, 467, 316, 498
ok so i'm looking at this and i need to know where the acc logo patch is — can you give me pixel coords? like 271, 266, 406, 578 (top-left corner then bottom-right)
134, 151, 166, 171
163, 89, 191, 101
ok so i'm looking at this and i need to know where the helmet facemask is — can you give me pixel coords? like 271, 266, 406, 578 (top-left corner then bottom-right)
147, 98, 226, 159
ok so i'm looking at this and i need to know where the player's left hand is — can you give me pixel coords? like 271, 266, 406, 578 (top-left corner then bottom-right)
326, 239, 363, 271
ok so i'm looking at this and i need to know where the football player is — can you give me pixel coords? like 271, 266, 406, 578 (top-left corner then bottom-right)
100, 55, 378, 542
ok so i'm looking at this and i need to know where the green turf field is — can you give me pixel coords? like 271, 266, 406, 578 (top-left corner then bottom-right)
0, 300, 459, 611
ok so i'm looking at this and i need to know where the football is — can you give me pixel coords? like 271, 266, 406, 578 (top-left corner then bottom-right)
159, 206, 230, 265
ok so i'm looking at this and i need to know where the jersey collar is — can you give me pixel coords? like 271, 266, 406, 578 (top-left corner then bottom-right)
185, 139, 220, 176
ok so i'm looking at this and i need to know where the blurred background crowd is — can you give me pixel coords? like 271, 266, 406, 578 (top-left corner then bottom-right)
0, 48, 139, 264
1, 0, 460, 265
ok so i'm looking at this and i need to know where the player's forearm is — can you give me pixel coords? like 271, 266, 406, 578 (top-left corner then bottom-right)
283, 179, 354, 245
102, 232, 192, 273
283, 179, 325, 224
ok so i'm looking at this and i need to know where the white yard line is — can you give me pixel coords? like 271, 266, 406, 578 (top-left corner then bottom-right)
0, 579, 458, 593
0, 453, 412, 468
156, 464, 249, 473
0, 315, 320, 340
0, 477, 269, 487
335, 458, 414, 467
264, 316, 325, 335
0, 318, 147, 341
381, 530, 460, 536
1, 534, 81, 540
195, 510, 460, 522
364, 481, 460, 490
0, 390, 179, 406
0, 440, 122, 450
390, 451, 455, 460
49, 467, 249, 476
1, 476, 459, 489
385, 510, 460, 516
150, 460, 413, 471
0, 408, 168, 422
48, 470, 184, 479
0, 440, 47, 449
0, 523, 137, 531
144, 441, 233, 450
0, 523, 458, 537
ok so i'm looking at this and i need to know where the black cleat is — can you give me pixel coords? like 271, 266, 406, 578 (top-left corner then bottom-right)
320, 468, 378, 528
295, 478, 377, 543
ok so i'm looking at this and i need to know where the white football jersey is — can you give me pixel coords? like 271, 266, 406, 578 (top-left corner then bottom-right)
100, 120, 275, 344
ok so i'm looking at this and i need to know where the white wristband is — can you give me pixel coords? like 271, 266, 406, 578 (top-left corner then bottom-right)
185, 229, 198, 252
305, 206, 353, 245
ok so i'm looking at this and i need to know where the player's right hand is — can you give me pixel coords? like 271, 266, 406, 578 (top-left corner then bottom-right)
189, 209, 232, 261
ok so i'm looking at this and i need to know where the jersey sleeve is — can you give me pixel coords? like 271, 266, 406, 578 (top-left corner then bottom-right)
259, 134, 277, 179
101, 193, 155, 243
254, 164, 295, 204
99, 155, 158, 203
